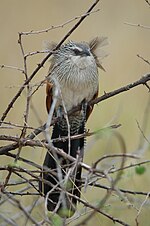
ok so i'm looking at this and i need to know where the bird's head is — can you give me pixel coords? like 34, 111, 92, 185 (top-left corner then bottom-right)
47, 37, 108, 71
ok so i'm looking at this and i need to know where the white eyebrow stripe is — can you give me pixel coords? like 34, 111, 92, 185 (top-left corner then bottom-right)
72, 46, 83, 52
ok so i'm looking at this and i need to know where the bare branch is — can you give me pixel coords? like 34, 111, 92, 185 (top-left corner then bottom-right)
71, 194, 130, 226
124, 22, 150, 29
20, 9, 100, 35
135, 192, 150, 226
90, 73, 150, 105
24, 50, 50, 58
93, 153, 139, 168
0, 64, 24, 73
145, 0, 150, 7
137, 54, 150, 65
4, 194, 40, 225
136, 120, 150, 145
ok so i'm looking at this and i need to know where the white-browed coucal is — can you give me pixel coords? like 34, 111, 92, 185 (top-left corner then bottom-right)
39, 37, 108, 217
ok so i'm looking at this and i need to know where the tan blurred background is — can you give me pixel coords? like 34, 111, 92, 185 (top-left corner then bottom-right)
0, 0, 150, 225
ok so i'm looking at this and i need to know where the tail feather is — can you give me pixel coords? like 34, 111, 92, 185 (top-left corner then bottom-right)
39, 122, 84, 216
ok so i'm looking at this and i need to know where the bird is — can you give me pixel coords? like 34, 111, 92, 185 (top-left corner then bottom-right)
39, 37, 108, 217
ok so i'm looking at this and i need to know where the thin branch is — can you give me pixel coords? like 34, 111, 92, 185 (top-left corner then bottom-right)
0, 121, 36, 130
145, 0, 150, 7
71, 193, 130, 226
88, 182, 150, 196
18, 32, 30, 139
20, 9, 100, 35
4, 194, 40, 225
0, 64, 24, 73
3, 33, 31, 190
137, 54, 150, 65
4, 191, 39, 196
3, 152, 43, 170
136, 120, 150, 145
0, 213, 17, 226
109, 159, 150, 174
124, 22, 150, 29
93, 153, 139, 168
135, 192, 150, 226
138, 97, 150, 149
90, 73, 150, 106
24, 50, 50, 58
1, 198, 41, 226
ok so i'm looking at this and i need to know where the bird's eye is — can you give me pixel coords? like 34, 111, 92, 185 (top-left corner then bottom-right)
73, 48, 82, 55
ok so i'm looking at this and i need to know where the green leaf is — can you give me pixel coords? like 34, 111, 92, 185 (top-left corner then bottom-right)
135, 166, 146, 175
47, 212, 63, 226
58, 207, 75, 218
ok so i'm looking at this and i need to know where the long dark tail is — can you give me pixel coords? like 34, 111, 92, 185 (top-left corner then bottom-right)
39, 122, 84, 217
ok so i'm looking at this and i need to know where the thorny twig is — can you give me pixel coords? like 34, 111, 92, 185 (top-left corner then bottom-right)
0, 64, 24, 73
20, 9, 100, 36
3, 31, 30, 188
124, 22, 150, 29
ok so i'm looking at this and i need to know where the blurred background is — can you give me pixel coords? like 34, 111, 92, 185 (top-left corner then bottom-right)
0, 0, 150, 225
